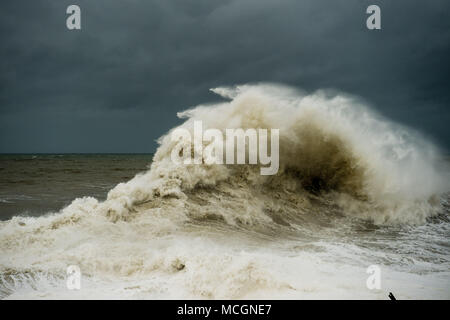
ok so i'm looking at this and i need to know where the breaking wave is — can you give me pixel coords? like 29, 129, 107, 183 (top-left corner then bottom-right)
103, 83, 448, 225
1, 83, 449, 299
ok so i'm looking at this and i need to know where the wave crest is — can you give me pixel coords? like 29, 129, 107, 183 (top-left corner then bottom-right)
96, 83, 449, 225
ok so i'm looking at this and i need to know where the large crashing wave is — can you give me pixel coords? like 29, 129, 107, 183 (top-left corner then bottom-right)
1, 83, 449, 299
4, 83, 448, 227
97, 83, 449, 225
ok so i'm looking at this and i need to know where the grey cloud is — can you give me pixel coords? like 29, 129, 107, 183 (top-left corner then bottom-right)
0, 0, 449, 152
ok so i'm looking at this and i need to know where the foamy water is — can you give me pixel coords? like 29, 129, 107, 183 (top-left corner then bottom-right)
1, 84, 449, 299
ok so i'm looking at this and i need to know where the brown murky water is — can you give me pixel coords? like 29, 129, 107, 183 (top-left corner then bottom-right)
0, 154, 153, 220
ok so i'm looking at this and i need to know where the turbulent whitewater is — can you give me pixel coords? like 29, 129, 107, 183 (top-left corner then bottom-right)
1, 84, 449, 299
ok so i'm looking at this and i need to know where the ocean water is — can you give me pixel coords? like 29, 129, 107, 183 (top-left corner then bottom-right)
0, 154, 153, 221
0, 84, 449, 299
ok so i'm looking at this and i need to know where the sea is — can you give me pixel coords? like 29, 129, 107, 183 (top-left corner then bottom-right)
0, 84, 449, 299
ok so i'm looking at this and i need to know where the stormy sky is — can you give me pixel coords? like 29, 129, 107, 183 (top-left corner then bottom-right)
1, 0, 449, 153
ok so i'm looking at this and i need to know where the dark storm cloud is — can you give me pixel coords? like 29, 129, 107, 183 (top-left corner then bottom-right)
0, 0, 449, 152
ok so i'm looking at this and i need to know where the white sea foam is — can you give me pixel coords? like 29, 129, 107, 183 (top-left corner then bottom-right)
1, 84, 449, 299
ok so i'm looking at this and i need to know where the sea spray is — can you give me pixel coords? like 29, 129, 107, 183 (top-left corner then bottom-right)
1, 83, 449, 299
103, 83, 449, 224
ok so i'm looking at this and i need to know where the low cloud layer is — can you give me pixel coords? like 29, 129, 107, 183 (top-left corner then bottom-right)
1, 0, 449, 152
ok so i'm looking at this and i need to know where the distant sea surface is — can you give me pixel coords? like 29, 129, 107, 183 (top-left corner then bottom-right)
0, 154, 153, 220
